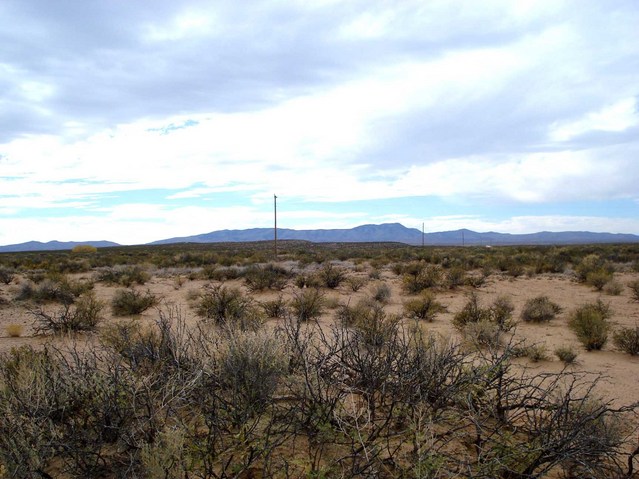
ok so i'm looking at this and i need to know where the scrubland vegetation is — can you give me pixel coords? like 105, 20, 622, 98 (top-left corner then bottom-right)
1, 240, 639, 478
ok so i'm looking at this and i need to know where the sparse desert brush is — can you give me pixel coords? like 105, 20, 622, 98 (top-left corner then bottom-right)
293, 272, 322, 289
111, 288, 158, 316
490, 295, 516, 332
260, 295, 288, 318
628, 279, 639, 302
96, 265, 150, 286
5, 324, 24, 337
318, 263, 346, 289
370, 282, 392, 304
575, 254, 613, 283
0, 266, 15, 285
402, 263, 443, 294
525, 343, 549, 362
445, 265, 466, 289
31, 292, 104, 334
243, 263, 290, 291
345, 275, 367, 292
290, 288, 324, 321
554, 345, 579, 364
586, 268, 614, 291
452, 292, 491, 330
71, 244, 98, 254
569, 300, 612, 351
461, 320, 502, 349
613, 326, 639, 355
520, 295, 562, 322
603, 279, 624, 296
196, 284, 263, 329
403, 291, 445, 321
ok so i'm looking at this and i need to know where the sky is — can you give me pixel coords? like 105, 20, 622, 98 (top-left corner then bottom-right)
1, 0, 638, 246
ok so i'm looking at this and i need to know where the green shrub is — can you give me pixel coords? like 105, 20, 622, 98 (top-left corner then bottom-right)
111, 288, 158, 316
520, 296, 562, 322
403, 291, 445, 321
461, 320, 502, 349
613, 326, 639, 355
290, 288, 324, 322
445, 266, 466, 289
569, 301, 611, 351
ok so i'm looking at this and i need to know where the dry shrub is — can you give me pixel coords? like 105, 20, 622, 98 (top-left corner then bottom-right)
260, 295, 288, 319
603, 279, 624, 296
243, 264, 290, 291
628, 280, 639, 302
5, 324, 23, 338
319, 263, 346, 289
31, 292, 104, 334
520, 295, 562, 322
371, 282, 392, 304
613, 326, 639, 355
461, 320, 502, 349
0, 266, 15, 285
345, 275, 367, 292
111, 288, 158, 316
290, 288, 324, 321
554, 345, 579, 364
196, 284, 263, 330
403, 291, 445, 321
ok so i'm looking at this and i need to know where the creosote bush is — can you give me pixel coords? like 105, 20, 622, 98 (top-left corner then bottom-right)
196, 284, 263, 330
554, 345, 579, 364
569, 300, 612, 351
318, 263, 346, 289
31, 292, 104, 334
243, 263, 290, 291
96, 265, 150, 286
520, 295, 562, 322
613, 326, 639, 355
0, 266, 15, 285
290, 287, 324, 321
628, 279, 639, 302
111, 288, 158, 316
403, 291, 445, 321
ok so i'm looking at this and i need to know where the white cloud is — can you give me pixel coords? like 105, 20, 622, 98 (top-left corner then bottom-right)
550, 97, 638, 141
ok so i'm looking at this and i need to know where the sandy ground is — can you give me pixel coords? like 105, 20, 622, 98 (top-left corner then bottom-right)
1, 265, 639, 410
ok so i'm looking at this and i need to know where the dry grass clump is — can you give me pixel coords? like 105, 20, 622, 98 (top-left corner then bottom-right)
260, 295, 288, 319
520, 295, 562, 322
603, 279, 624, 296
5, 324, 24, 338
345, 275, 367, 292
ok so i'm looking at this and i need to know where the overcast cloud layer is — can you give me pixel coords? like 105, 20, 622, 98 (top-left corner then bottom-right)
1, 0, 638, 245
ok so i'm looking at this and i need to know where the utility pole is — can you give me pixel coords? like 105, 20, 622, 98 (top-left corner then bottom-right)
274, 194, 278, 260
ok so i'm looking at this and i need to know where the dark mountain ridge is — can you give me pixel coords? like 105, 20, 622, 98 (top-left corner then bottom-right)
1, 224, 638, 252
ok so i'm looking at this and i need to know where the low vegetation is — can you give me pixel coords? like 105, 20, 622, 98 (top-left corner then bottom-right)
520, 295, 562, 322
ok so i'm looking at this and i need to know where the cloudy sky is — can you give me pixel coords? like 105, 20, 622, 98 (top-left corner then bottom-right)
1, 0, 638, 245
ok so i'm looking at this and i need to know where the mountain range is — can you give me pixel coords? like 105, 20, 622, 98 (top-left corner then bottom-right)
1, 223, 637, 252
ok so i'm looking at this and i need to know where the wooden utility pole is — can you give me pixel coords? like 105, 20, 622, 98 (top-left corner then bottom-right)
274, 194, 278, 259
